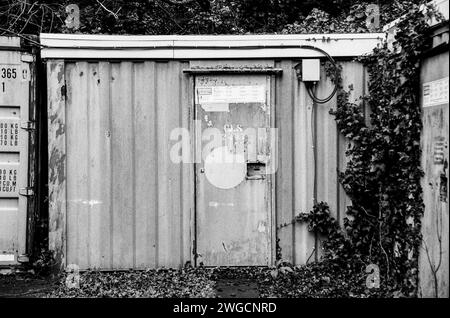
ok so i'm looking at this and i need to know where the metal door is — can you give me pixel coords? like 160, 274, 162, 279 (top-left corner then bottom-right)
0, 38, 33, 265
195, 74, 273, 266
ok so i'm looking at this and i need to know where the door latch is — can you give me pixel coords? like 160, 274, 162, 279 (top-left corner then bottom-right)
20, 121, 35, 131
19, 187, 34, 196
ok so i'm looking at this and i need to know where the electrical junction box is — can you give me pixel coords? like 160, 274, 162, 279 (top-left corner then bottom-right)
301, 59, 321, 82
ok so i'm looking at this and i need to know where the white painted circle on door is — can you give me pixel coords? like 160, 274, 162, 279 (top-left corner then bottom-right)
204, 146, 246, 189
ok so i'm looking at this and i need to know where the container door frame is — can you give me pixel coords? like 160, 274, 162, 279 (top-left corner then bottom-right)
191, 72, 277, 267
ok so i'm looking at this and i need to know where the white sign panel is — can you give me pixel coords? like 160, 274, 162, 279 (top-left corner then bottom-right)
197, 85, 266, 105
0, 254, 15, 262
423, 77, 449, 107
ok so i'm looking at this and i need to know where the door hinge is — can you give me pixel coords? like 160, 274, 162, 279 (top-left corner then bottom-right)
19, 187, 34, 197
20, 121, 35, 131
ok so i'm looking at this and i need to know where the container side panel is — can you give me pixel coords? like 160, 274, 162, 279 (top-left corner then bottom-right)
110, 62, 134, 269
275, 60, 295, 263
338, 62, 365, 225
97, 62, 113, 269
58, 58, 372, 270
0, 48, 31, 265
180, 61, 193, 266
155, 62, 182, 268
292, 77, 316, 265
86, 62, 105, 269
419, 51, 449, 298
47, 60, 66, 269
179, 62, 195, 264
314, 65, 338, 261
133, 61, 157, 268
62, 60, 190, 269
155, 62, 170, 267
66, 62, 90, 269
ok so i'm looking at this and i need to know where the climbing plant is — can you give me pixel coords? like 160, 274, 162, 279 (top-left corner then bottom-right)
296, 2, 443, 296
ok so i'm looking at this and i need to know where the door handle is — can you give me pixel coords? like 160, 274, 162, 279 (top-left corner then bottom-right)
246, 162, 266, 180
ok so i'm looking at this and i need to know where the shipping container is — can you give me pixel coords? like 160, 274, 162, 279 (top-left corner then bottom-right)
41, 33, 384, 270
418, 0, 449, 298
0, 36, 38, 266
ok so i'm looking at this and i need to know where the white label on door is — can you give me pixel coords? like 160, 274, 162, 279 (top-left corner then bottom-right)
204, 147, 246, 189
423, 77, 449, 107
0, 254, 15, 262
201, 103, 230, 112
197, 85, 266, 104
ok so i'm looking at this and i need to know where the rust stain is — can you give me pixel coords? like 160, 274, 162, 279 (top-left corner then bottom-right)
55, 121, 65, 137
56, 64, 63, 83
49, 147, 66, 185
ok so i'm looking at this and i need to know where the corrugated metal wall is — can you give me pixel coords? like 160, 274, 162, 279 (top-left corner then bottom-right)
47, 59, 366, 270
275, 60, 365, 264
418, 25, 449, 298
62, 61, 192, 269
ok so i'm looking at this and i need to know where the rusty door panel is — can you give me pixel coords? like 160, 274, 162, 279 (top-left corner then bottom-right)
195, 74, 272, 266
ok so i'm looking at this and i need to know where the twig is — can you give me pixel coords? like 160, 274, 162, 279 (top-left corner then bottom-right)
162, 0, 194, 4
4, 1, 27, 34
48, 8, 54, 33
155, 0, 185, 32
422, 195, 444, 297
96, 0, 119, 19
18, 7, 39, 34
422, 239, 440, 297
306, 247, 316, 264
0, 26, 45, 47
378, 186, 390, 278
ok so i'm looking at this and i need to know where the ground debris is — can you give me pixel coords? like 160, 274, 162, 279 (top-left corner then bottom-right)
1, 263, 399, 298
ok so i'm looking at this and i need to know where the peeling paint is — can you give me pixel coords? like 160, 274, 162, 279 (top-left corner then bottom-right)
56, 64, 64, 83
257, 221, 267, 233
49, 145, 66, 186
55, 121, 65, 137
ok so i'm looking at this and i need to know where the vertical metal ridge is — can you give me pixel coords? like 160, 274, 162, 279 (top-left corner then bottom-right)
290, 63, 296, 264
131, 63, 136, 268
273, 60, 280, 262
108, 62, 114, 268
73, 63, 80, 266
175, 62, 185, 265
153, 62, 159, 267
86, 62, 91, 268
192, 72, 198, 267
274, 60, 281, 261
63, 62, 69, 267
336, 120, 340, 224
312, 96, 318, 263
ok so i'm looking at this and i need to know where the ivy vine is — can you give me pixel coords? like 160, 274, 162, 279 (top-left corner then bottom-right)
295, 2, 443, 296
